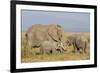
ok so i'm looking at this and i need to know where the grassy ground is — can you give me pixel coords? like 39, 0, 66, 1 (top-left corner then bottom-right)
21, 32, 90, 63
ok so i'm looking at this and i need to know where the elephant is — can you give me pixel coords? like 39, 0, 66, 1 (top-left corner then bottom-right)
66, 34, 87, 54
25, 24, 64, 55
40, 41, 65, 54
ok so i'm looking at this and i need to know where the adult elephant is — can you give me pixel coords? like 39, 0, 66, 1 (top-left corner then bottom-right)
66, 34, 87, 54
25, 24, 64, 56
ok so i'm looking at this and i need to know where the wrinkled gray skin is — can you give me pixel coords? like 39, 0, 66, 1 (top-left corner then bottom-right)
66, 34, 87, 54
40, 41, 64, 54
25, 24, 64, 54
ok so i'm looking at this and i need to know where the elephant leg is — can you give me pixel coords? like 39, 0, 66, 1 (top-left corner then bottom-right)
83, 43, 87, 54
81, 44, 86, 54
59, 49, 62, 53
60, 49, 64, 53
40, 48, 42, 54
72, 44, 76, 53
72, 48, 75, 53
60, 49, 63, 53
51, 49, 57, 54
40, 48, 45, 55
43, 49, 50, 55
45, 49, 51, 55
82, 48, 86, 54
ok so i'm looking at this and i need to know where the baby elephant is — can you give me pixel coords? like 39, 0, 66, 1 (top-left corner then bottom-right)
40, 41, 65, 54
66, 34, 87, 54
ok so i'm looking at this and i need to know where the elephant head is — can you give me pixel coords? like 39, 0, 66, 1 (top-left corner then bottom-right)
48, 24, 64, 42
56, 42, 66, 53
66, 36, 73, 46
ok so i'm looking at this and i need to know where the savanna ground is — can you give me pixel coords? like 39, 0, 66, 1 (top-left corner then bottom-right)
21, 32, 90, 63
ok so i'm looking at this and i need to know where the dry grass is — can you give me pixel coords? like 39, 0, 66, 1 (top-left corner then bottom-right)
21, 32, 90, 63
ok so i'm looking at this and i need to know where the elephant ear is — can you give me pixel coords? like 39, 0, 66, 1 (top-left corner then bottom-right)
48, 25, 59, 42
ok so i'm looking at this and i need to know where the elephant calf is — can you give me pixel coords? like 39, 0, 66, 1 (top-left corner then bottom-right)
40, 41, 65, 54
66, 34, 87, 54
